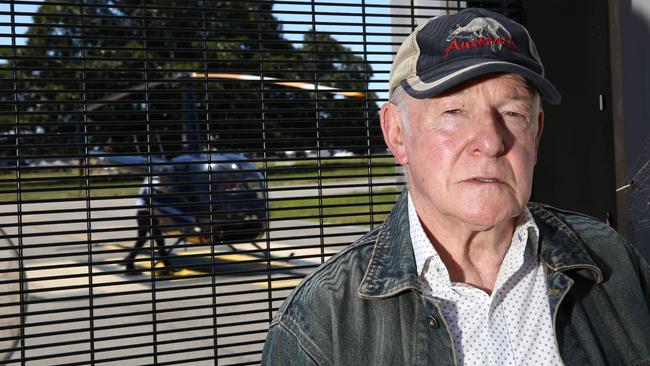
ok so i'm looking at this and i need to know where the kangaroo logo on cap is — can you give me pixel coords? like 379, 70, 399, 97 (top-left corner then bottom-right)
444, 17, 519, 59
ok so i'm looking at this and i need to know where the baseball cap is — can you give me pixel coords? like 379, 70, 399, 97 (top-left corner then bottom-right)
389, 8, 561, 104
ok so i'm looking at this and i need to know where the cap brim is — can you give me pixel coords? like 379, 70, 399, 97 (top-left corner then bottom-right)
401, 60, 561, 105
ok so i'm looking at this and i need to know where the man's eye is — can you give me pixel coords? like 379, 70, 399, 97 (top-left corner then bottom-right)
444, 108, 462, 114
504, 111, 526, 120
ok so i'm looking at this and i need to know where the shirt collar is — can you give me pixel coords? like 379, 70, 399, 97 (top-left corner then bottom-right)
358, 190, 603, 299
407, 192, 540, 290
407, 192, 448, 284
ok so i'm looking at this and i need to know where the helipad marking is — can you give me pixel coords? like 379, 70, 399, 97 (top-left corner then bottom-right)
112, 263, 301, 289
103, 244, 295, 269
25, 260, 151, 299
266, 278, 302, 288
103, 243, 301, 289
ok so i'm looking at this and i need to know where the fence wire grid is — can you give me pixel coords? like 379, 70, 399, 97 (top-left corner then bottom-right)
0, 0, 523, 364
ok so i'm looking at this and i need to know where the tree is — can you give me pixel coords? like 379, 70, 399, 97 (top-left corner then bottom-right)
3, 0, 379, 157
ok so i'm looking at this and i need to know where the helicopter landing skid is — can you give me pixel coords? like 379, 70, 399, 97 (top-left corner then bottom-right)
164, 236, 295, 260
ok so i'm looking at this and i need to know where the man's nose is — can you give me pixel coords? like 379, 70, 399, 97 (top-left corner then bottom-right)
469, 110, 508, 157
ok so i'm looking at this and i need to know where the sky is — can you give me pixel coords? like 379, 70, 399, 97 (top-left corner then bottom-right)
0, 1, 40, 45
0, 0, 392, 97
272, 0, 393, 95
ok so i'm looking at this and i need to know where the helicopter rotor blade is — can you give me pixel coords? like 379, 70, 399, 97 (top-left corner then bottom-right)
189, 72, 366, 98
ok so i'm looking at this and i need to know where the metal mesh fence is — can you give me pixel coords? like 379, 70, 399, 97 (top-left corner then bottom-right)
0, 0, 522, 364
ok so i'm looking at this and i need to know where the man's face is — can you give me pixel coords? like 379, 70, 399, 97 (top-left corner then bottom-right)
382, 73, 544, 230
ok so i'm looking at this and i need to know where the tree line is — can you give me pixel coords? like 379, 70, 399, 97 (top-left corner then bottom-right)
0, 0, 381, 160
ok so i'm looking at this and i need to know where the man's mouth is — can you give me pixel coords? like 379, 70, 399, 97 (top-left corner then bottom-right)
472, 177, 499, 183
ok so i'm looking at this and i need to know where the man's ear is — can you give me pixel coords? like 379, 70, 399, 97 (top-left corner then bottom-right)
380, 102, 408, 165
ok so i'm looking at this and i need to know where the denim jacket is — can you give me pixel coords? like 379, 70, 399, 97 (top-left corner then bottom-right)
262, 192, 650, 365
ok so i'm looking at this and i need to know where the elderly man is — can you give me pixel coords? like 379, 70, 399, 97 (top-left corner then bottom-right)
262, 8, 650, 365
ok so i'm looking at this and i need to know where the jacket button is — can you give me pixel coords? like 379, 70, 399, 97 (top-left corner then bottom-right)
427, 315, 439, 329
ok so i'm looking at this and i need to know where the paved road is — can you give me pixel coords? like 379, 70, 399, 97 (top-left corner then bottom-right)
0, 178, 400, 365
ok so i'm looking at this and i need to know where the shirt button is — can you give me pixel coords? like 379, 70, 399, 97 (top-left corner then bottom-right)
427, 315, 439, 329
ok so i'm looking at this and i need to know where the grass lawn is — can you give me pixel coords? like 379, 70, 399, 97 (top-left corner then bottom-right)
0, 169, 143, 202
1, 157, 400, 224
262, 156, 397, 186
270, 189, 397, 225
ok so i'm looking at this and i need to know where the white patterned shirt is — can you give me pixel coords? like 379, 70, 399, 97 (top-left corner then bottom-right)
408, 193, 563, 366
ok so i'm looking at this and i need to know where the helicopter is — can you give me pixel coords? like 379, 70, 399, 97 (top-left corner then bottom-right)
87, 72, 364, 270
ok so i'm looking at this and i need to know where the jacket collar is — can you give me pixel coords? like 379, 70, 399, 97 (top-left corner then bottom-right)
528, 202, 603, 283
358, 190, 420, 299
358, 190, 603, 299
